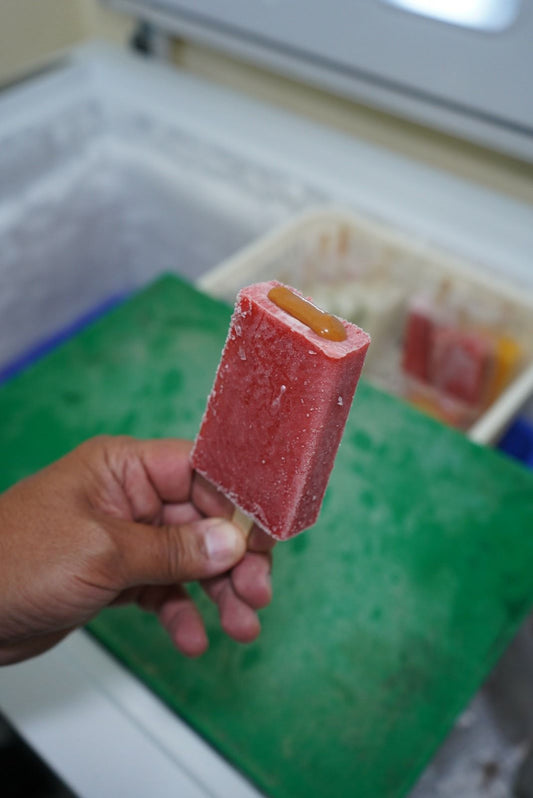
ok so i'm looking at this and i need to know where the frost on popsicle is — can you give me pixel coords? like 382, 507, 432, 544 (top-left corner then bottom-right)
191, 281, 370, 541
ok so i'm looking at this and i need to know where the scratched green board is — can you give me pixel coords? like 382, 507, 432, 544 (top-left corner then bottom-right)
1, 274, 533, 797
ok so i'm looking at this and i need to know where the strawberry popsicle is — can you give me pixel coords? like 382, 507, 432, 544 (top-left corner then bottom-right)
191, 281, 370, 540
402, 299, 436, 382
429, 326, 494, 407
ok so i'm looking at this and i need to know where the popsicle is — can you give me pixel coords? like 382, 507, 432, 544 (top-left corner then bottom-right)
401, 298, 437, 382
429, 326, 494, 407
190, 281, 371, 540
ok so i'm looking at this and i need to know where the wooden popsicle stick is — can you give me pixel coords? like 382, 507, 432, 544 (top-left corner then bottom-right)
232, 506, 254, 538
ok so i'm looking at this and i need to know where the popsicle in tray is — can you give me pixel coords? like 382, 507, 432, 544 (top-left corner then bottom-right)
191, 281, 370, 540
429, 326, 494, 406
401, 285, 525, 421
402, 297, 437, 383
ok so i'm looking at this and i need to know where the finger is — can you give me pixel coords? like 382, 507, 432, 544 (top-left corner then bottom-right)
106, 437, 196, 509
231, 551, 272, 610
191, 472, 235, 519
113, 583, 209, 657
127, 584, 208, 657
161, 502, 203, 526
161, 597, 208, 658
147, 585, 208, 658
109, 515, 246, 587
202, 575, 261, 644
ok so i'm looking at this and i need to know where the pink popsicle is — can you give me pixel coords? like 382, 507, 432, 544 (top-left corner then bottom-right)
190, 281, 371, 540
429, 326, 494, 406
402, 303, 435, 382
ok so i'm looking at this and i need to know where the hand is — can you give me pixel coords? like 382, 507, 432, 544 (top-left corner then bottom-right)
0, 436, 274, 665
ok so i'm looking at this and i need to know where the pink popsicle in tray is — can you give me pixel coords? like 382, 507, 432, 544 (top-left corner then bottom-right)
191, 281, 371, 540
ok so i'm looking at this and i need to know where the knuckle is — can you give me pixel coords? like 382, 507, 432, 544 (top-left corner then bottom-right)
161, 523, 198, 581
78, 434, 112, 455
79, 434, 134, 461
84, 519, 125, 586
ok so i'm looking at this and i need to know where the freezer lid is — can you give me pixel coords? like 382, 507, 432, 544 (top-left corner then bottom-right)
104, 0, 533, 163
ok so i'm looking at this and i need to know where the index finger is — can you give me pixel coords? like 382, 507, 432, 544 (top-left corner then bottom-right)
191, 471, 235, 519
120, 437, 195, 504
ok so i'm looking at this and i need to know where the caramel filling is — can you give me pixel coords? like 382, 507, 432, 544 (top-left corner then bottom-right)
268, 285, 347, 342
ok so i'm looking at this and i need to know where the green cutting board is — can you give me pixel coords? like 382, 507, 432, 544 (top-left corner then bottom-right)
1, 275, 533, 798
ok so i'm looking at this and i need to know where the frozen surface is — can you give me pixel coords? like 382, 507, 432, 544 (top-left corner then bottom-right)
0, 98, 324, 368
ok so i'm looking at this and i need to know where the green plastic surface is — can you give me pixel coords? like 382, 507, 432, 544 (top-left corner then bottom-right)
1, 275, 533, 798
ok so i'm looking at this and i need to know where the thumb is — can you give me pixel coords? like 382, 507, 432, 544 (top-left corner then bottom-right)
109, 516, 247, 588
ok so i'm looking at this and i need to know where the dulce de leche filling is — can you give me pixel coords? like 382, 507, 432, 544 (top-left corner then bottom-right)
268, 285, 347, 342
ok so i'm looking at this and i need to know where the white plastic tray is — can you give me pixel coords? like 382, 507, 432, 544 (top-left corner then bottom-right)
199, 207, 533, 446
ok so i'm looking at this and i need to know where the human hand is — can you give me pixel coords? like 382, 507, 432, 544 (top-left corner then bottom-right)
0, 436, 274, 665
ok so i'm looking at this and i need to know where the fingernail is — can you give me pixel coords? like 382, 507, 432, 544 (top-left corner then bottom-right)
204, 519, 242, 563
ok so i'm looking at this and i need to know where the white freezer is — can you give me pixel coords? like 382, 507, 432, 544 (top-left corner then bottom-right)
1, 41, 533, 798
